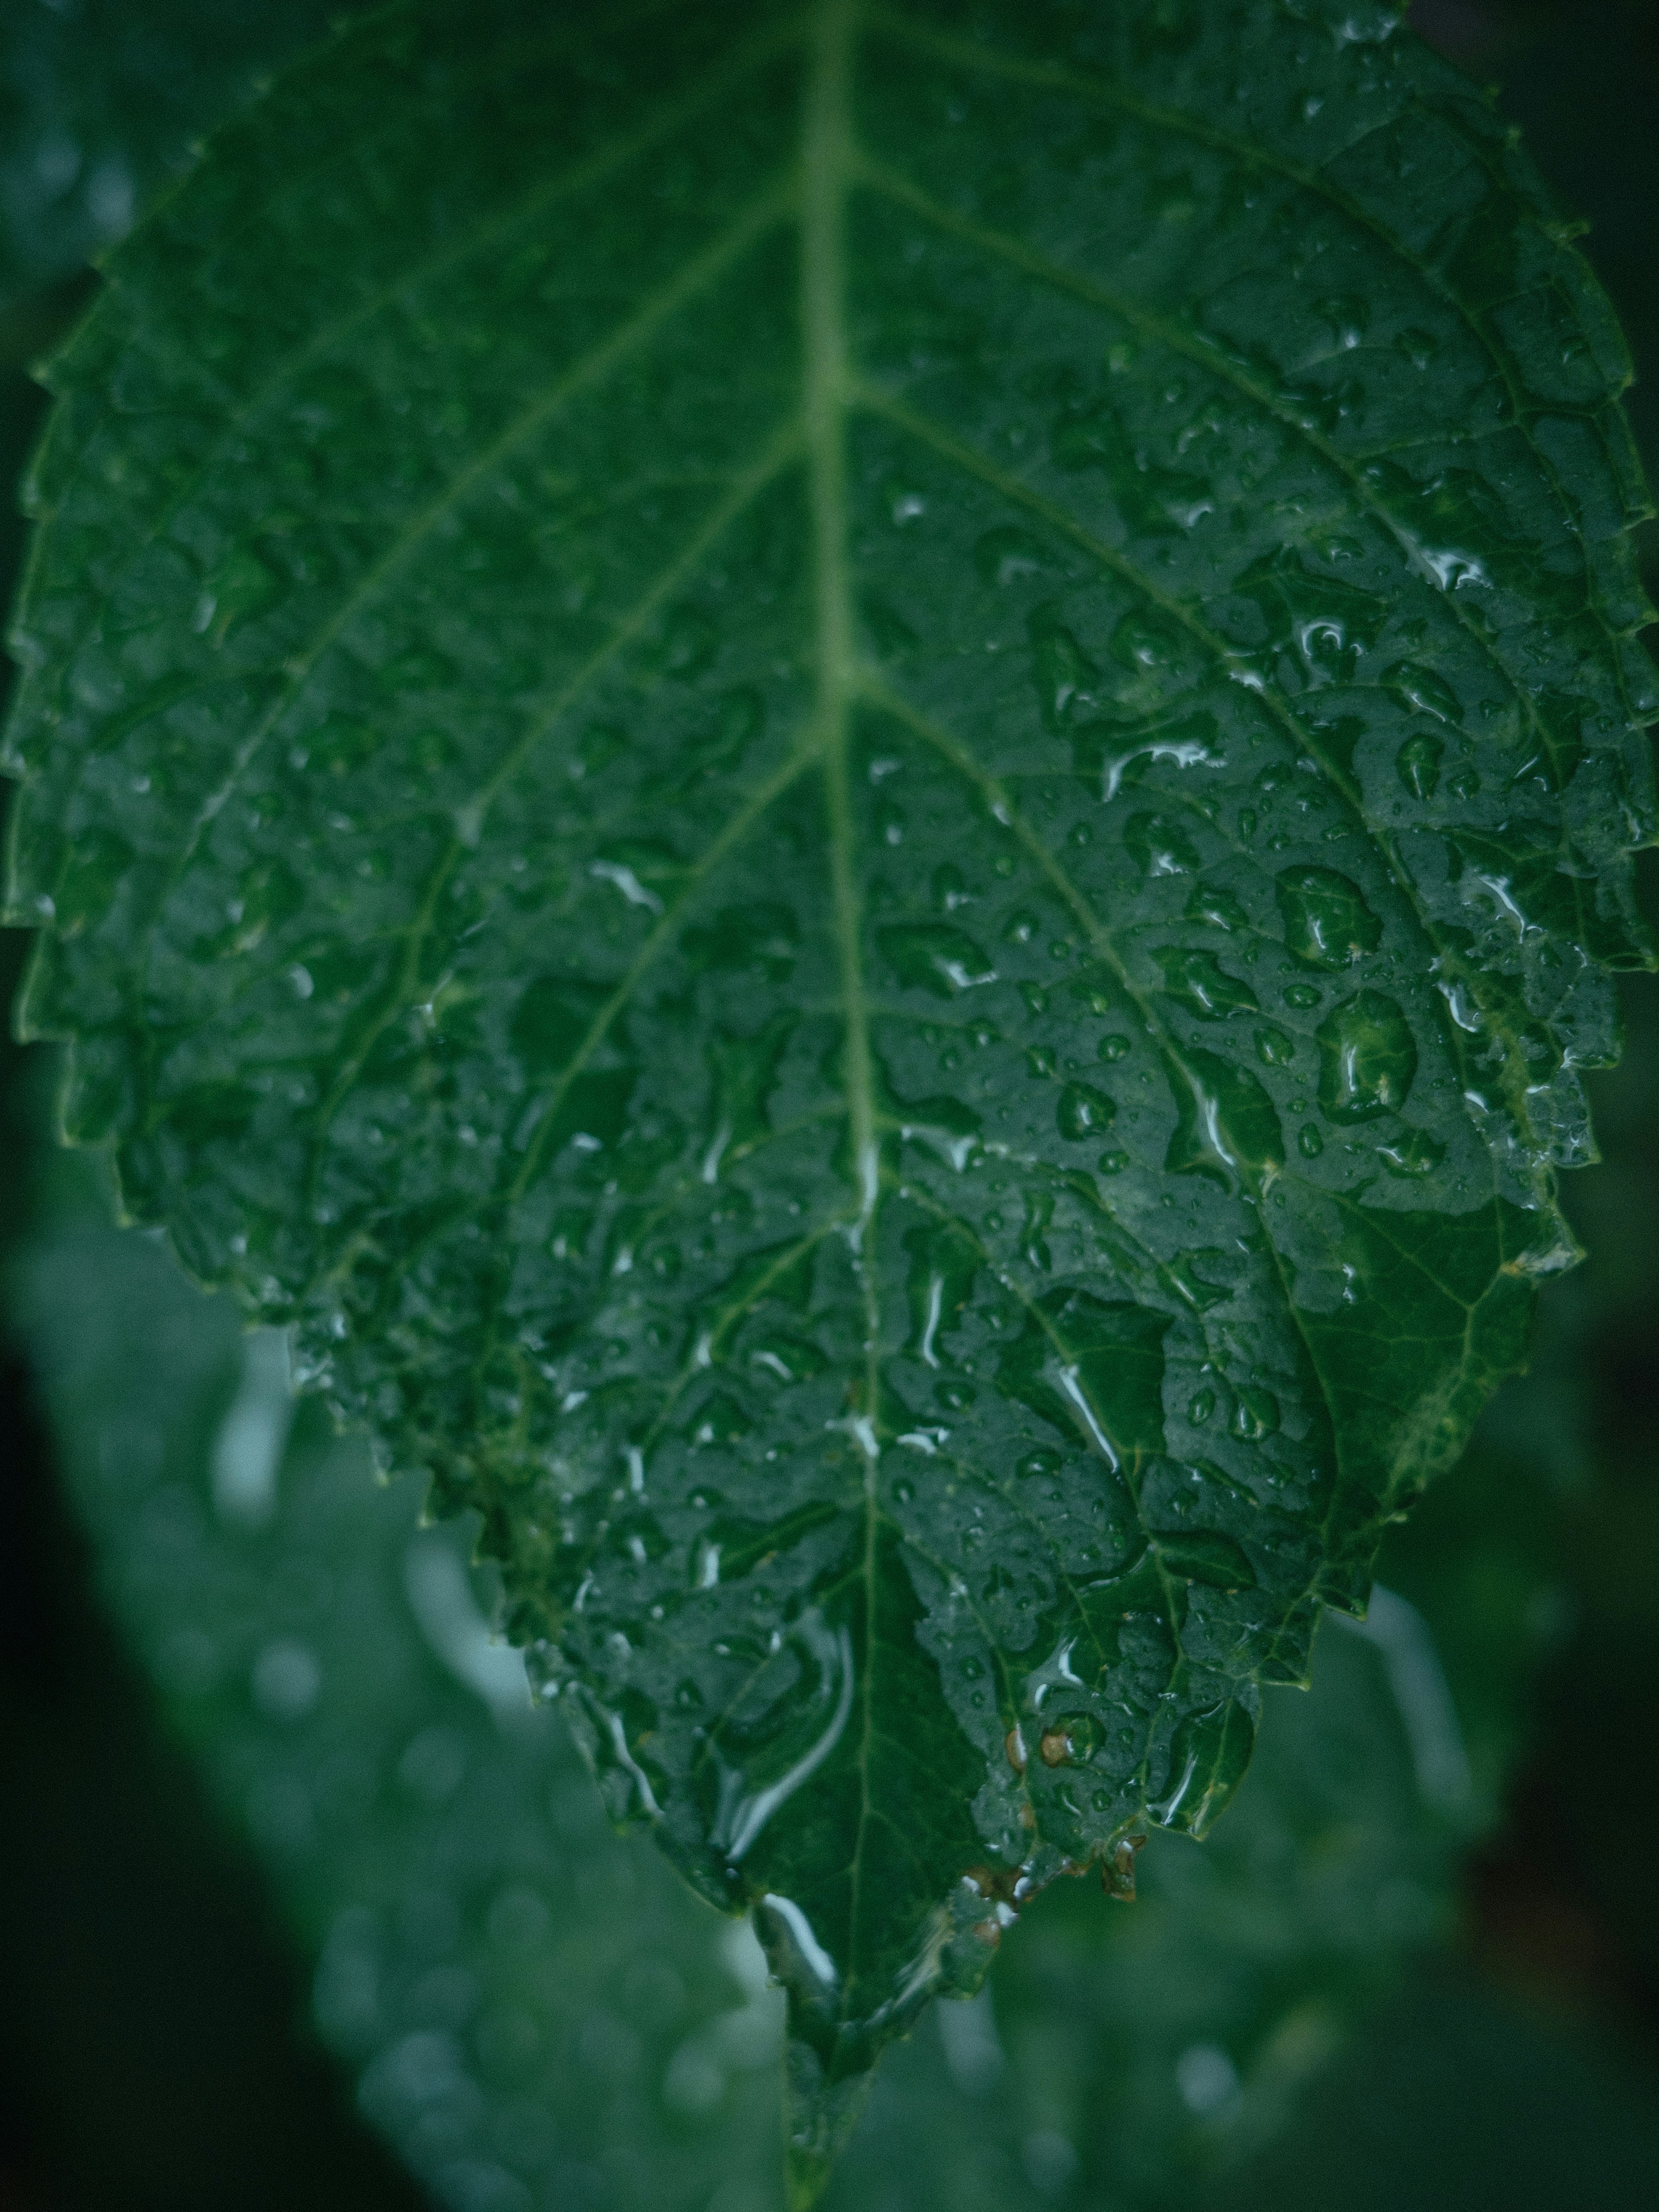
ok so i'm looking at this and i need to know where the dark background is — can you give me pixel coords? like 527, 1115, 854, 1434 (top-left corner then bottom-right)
3, 3, 1658, 2206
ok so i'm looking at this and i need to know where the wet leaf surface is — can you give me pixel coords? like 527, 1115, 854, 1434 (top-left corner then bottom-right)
2, 0, 1654, 2185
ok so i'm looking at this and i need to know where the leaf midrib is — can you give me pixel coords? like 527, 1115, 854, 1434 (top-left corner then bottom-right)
802, 0, 889, 2014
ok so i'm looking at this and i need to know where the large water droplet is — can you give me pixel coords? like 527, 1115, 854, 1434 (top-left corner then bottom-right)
904, 1217, 979, 1366
1231, 1386, 1280, 1439
880, 923, 998, 997
1149, 1700, 1255, 1837
1386, 660, 1464, 725
997, 1290, 1171, 1468
1185, 882, 1248, 932
1125, 814, 1201, 876
1377, 1129, 1446, 1177
976, 526, 1049, 588
1165, 1049, 1285, 1184
1056, 1081, 1116, 1140
1274, 867, 1382, 969
1316, 991, 1418, 1121
1154, 947, 1260, 1020
1396, 732, 1443, 800
1029, 606, 1099, 730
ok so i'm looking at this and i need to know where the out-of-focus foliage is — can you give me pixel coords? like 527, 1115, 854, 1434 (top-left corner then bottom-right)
0, 0, 339, 312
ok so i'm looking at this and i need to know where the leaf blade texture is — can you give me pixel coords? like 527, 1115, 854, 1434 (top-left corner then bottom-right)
3, 0, 1654, 2181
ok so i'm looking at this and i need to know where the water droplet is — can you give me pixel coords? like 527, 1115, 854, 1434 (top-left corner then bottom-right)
1255, 1025, 1296, 1067
1029, 606, 1099, 729
1165, 1049, 1284, 1184
1125, 813, 1201, 876
1386, 660, 1464, 725
1283, 982, 1322, 1010
1100, 1033, 1132, 1062
975, 526, 1049, 588
1377, 1130, 1446, 1177
1153, 1530, 1258, 1586
1446, 767, 1480, 801
1018, 1448, 1064, 1481
703, 1013, 796, 1179
1317, 991, 1418, 1121
881, 923, 998, 997
1397, 732, 1443, 800
1297, 1122, 1324, 1158
997, 1290, 1171, 1466
1185, 882, 1248, 931
1231, 1387, 1280, 1439
1102, 1831, 1146, 1901
1039, 1714, 1103, 1767
1057, 1081, 1116, 1140
1154, 947, 1260, 1020
1097, 1148, 1130, 1175
932, 861, 970, 910
193, 547, 280, 643
1150, 1700, 1255, 1837
1111, 610, 1187, 671
683, 900, 799, 982
1187, 1388, 1215, 1427
1274, 867, 1382, 969
905, 1218, 979, 1366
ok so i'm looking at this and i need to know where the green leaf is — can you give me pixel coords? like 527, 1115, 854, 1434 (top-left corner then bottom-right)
0, 0, 342, 314
3, 0, 1654, 2189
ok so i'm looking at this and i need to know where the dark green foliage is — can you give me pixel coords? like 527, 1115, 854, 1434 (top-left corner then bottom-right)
0, 0, 340, 312
2, 0, 1653, 2184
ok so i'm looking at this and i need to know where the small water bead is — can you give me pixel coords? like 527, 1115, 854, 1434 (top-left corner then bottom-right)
1004, 909, 1040, 944
1100, 1034, 1132, 1062
1097, 1149, 1130, 1175
1297, 1122, 1324, 1158
1187, 1388, 1216, 1427
1446, 768, 1480, 801
1283, 982, 1322, 1009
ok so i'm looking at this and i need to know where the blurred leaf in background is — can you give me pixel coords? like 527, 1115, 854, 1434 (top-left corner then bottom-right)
2, 3, 1659, 2209
0, 0, 338, 314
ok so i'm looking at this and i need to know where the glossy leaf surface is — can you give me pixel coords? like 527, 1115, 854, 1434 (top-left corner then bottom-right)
3, 0, 1653, 2183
